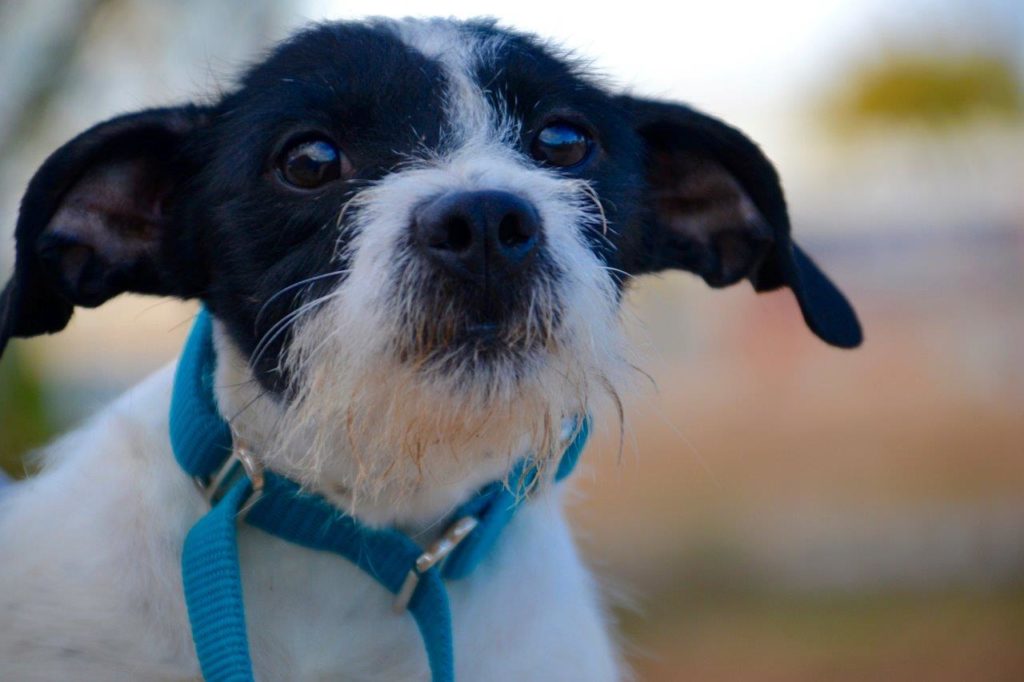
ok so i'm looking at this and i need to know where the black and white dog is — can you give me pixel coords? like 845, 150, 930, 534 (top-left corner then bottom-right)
0, 18, 860, 681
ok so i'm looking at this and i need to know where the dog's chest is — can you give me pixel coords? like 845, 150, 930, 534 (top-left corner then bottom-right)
238, 529, 426, 680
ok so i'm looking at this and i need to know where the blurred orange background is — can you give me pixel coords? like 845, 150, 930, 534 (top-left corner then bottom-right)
1, 1, 1022, 680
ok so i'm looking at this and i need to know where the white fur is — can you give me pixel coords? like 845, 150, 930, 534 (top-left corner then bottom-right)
387, 18, 511, 148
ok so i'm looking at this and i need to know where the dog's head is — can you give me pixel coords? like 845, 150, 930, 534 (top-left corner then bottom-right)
0, 19, 860, 518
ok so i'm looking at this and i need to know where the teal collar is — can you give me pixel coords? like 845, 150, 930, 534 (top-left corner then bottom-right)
170, 309, 589, 682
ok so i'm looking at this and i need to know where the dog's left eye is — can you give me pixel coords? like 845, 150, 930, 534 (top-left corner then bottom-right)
277, 137, 352, 189
531, 122, 592, 168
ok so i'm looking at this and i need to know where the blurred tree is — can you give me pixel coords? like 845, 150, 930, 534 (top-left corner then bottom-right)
825, 49, 1023, 130
0, 349, 52, 478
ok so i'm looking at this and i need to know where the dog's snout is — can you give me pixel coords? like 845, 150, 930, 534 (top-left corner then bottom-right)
414, 190, 540, 281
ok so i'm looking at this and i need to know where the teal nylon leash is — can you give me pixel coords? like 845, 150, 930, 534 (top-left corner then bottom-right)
170, 310, 590, 682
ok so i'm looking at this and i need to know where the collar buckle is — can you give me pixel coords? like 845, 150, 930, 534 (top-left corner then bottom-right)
194, 437, 265, 519
393, 515, 479, 613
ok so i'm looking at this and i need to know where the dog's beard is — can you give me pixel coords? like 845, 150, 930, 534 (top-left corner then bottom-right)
254, 253, 629, 520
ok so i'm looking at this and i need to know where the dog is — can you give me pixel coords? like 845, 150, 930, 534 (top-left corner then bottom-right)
0, 17, 861, 681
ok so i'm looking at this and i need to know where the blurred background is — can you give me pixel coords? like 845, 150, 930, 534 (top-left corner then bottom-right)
1, 0, 1022, 679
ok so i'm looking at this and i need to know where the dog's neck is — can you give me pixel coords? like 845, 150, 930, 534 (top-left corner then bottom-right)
209, 324, 557, 533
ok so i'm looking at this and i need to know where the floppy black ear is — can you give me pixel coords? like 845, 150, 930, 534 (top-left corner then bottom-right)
0, 105, 210, 359
621, 96, 862, 348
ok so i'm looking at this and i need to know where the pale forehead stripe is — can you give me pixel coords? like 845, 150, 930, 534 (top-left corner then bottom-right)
388, 18, 508, 148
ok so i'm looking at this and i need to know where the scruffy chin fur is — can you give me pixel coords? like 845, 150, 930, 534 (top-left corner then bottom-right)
0, 16, 860, 681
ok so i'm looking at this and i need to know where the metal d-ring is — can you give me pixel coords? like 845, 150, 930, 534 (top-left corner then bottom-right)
393, 516, 479, 613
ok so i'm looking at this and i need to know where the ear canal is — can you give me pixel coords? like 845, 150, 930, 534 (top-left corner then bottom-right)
0, 105, 209, 360
35, 155, 172, 307
624, 95, 862, 348
647, 149, 776, 289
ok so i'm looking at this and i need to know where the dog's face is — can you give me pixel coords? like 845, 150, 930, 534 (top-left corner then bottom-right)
0, 19, 860, 514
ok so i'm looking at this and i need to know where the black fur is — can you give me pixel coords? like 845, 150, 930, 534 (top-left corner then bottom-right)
0, 19, 861, 387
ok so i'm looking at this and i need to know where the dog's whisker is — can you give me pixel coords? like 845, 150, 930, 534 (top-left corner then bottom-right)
251, 290, 345, 370
255, 270, 350, 330
572, 179, 610, 237
227, 387, 271, 426
598, 265, 638, 285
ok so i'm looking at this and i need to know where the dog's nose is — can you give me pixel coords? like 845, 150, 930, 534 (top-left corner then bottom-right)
414, 190, 541, 281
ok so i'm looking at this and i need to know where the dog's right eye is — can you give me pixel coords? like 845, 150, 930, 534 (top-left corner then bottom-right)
531, 122, 593, 168
277, 137, 353, 189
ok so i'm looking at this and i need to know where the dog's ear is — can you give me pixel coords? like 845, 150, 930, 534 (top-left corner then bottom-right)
621, 96, 862, 348
0, 106, 210, 359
